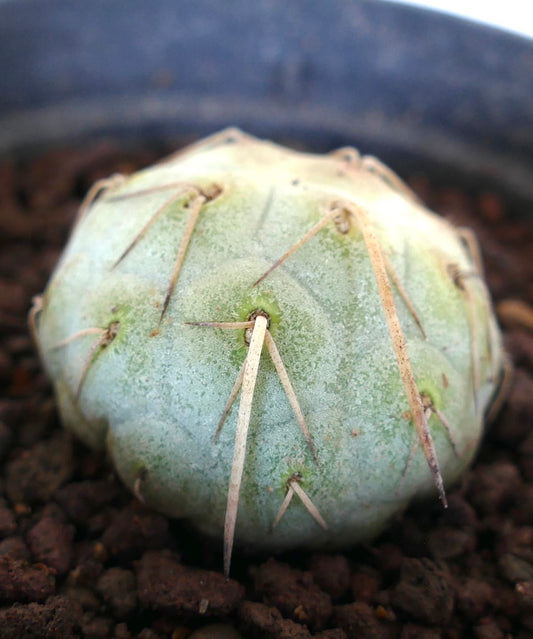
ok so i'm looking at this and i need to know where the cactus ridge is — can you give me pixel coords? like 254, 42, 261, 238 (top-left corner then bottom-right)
252, 197, 448, 507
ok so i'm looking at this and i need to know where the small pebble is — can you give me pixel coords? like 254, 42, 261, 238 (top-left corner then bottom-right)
96, 567, 137, 618
0, 537, 30, 561
136, 550, 244, 617
332, 602, 388, 639
499, 554, 533, 583
309, 553, 351, 600
390, 558, 454, 626
187, 623, 243, 639
0, 498, 16, 538
0, 555, 55, 603
26, 514, 74, 576
239, 600, 312, 639
254, 558, 332, 631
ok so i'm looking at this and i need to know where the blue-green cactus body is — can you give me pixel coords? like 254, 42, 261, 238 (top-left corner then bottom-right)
35, 129, 504, 554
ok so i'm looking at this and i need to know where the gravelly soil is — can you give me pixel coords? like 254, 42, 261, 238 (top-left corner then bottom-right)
0, 142, 532, 639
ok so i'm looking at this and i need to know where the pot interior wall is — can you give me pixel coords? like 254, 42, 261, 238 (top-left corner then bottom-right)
1, 0, 532, 214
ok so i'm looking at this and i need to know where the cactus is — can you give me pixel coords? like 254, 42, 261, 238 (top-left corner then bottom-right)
32, 129, 505, 575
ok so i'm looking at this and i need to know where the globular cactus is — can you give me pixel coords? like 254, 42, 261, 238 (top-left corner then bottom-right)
31, 129, 505, 575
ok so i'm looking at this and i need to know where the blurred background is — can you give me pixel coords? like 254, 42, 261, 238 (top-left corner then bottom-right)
1, 0, 532, 211
388, 0, 533, 38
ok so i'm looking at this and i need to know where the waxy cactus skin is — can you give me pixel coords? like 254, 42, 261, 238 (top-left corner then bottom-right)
33, 129, 504, 572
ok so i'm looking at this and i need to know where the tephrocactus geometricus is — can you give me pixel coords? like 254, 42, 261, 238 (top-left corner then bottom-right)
31, 129, 505, 575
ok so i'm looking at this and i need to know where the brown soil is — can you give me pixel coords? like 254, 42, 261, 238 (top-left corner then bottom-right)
1, 142, 532, 639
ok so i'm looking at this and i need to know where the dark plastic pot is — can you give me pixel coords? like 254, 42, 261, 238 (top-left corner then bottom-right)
1, 0, 532, 213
